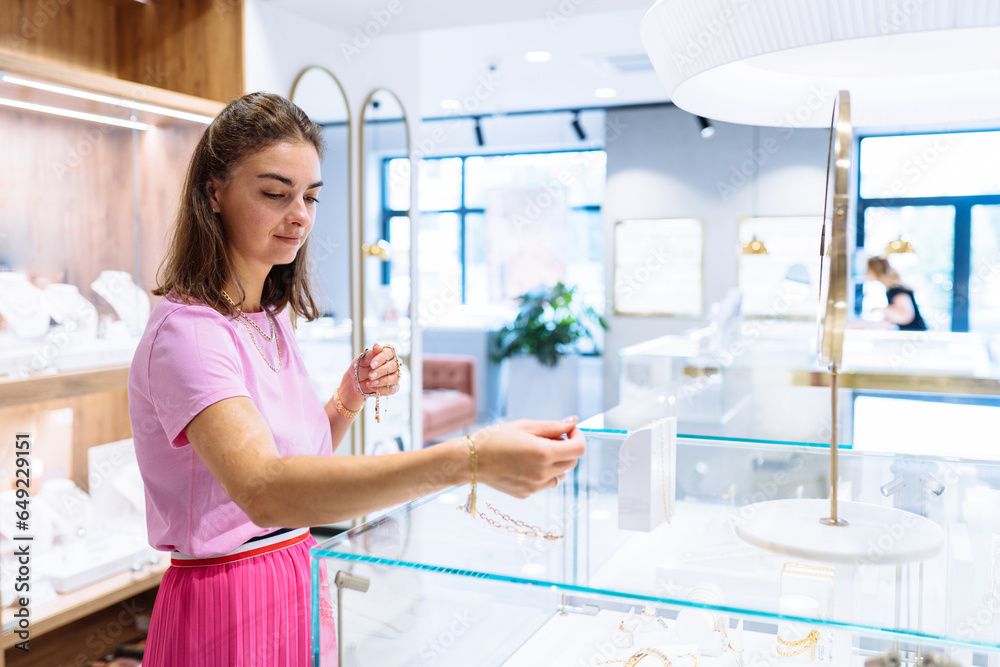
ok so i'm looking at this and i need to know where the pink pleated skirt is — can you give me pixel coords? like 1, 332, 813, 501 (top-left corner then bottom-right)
143, 532, 338, 667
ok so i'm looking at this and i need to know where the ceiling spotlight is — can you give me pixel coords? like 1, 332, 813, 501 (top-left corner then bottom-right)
697, 116, 715, 138
473, 116, 485, 147
571, 111, 586, 141
440, 99, 462, 111
525, 51, 552, 62
595, 88, 617, 99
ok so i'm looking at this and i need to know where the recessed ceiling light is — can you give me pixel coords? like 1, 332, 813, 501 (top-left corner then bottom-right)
595, 88, 617, 98
440, 99, 462, 111
525, 51, 552, 63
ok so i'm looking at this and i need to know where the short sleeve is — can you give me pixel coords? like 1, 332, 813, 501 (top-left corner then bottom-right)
147, 307, 251, 448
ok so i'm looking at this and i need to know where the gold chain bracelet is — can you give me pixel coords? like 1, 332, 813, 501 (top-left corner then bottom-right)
465, 434, 478, 517
600, 649, 687, 667
333, 387, 361, 419
624, 648, 672, 667
776, 629, 820, 659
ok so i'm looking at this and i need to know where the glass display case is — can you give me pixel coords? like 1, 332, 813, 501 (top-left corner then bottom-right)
619, 325, 1000, 410
311, 388, 1000, 667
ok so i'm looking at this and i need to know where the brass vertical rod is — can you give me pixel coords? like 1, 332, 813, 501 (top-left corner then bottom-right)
821, 368, 846, 526
830, 367, 838, 524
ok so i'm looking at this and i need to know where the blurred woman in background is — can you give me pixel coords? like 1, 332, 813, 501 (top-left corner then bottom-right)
862, 256, 928, 331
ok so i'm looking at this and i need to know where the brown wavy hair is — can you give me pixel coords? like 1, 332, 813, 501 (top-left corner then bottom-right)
867, 256, 903, 287
154, 92, 325, 320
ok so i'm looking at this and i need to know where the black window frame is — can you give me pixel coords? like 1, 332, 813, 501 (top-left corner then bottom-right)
855, 130, 1000, 332
380, 149, 606, 305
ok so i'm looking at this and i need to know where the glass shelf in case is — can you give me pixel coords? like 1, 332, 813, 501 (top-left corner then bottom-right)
312, 411, 1000, 667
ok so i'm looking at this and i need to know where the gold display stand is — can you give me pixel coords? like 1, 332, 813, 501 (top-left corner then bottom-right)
736, 91, 945, 563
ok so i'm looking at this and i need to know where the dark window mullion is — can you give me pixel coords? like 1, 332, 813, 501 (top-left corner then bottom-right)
855, 200, 870, 316
953, 204, 972, 332
857, 194, 1000, 208
381, 158, 393, 285
460, 157, 467, 304
405, 151, 605, 306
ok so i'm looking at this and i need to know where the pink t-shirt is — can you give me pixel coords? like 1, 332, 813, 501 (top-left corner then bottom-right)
128, 293, 333, 557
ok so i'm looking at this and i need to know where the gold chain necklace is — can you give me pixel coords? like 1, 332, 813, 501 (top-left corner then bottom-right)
456, 500, 564, 541
221, 290, 282, 373
221, 290, 274, 341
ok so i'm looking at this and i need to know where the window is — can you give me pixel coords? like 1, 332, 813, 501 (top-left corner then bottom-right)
383, 150, 607, 313
857, 131, 1000, 332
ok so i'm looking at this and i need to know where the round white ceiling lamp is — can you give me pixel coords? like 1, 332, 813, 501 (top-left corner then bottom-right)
524, 51, 552, 62
640, 0, 1000, 129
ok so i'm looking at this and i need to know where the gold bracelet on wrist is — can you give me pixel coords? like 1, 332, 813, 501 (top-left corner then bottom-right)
466, 434, 478, 517
333, 387, 361, 419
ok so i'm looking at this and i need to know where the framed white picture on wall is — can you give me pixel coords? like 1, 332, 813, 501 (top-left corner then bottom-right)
613, 218, 703, 317
738, 216, 823, 318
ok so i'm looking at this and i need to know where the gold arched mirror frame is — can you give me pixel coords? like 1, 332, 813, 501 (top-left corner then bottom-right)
288, 66, 356, 453
737, 91, 945, 564
358, 88, 413, 460
290, 66, 351, 126
813, 89, 852, 527
817, 90, 851, 374
289, 67, 352, 319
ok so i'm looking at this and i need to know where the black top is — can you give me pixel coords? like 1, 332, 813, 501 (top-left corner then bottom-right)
886, 286, 927, 331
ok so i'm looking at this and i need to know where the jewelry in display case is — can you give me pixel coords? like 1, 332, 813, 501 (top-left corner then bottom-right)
774, 595, 829, 663
0, 272, 51, 339
91, 270, 150, 336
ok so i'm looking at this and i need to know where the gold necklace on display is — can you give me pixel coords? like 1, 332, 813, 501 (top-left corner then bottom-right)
221, 289, 282, 373
776, 629, 820, 659
456, 500, 564, 541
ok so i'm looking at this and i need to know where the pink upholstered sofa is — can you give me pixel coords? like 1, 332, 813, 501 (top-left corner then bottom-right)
422, 354, 477, 444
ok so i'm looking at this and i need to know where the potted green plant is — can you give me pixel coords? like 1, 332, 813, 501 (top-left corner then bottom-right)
492, 282, 608, 419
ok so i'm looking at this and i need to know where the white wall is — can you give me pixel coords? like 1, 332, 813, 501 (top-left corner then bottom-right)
244, 0, 420, 121
602, 105, 828, 409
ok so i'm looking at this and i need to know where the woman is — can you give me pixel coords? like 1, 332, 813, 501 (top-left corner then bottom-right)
863, 256, 928, 331
127, 92, 584, 666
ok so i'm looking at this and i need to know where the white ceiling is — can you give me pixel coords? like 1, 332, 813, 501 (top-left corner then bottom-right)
266, 0, 672, 117
267, 0, 653, 34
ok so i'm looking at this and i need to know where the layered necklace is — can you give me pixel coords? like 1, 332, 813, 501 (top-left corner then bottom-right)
221, 290, 282, 373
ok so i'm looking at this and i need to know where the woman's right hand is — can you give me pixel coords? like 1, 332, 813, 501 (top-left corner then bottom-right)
472, 417, 585, 499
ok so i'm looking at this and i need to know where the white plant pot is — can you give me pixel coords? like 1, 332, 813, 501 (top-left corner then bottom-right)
504, 354, 579, 421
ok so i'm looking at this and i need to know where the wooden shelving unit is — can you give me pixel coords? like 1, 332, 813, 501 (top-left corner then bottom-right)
1, 560, 168, 651
0, 2, 245, 663
0, 0, 244, 105
0, 366, 130, 409
0, 52, 224, 118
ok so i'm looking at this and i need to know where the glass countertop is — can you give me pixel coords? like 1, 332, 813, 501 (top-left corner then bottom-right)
313, 430, 1000, 655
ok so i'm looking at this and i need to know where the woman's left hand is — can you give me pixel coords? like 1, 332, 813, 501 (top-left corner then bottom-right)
355, 342, 402, 397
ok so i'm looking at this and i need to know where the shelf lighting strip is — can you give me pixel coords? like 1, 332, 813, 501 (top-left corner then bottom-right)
0, 96, 153, 131
0, 72, 214, 125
